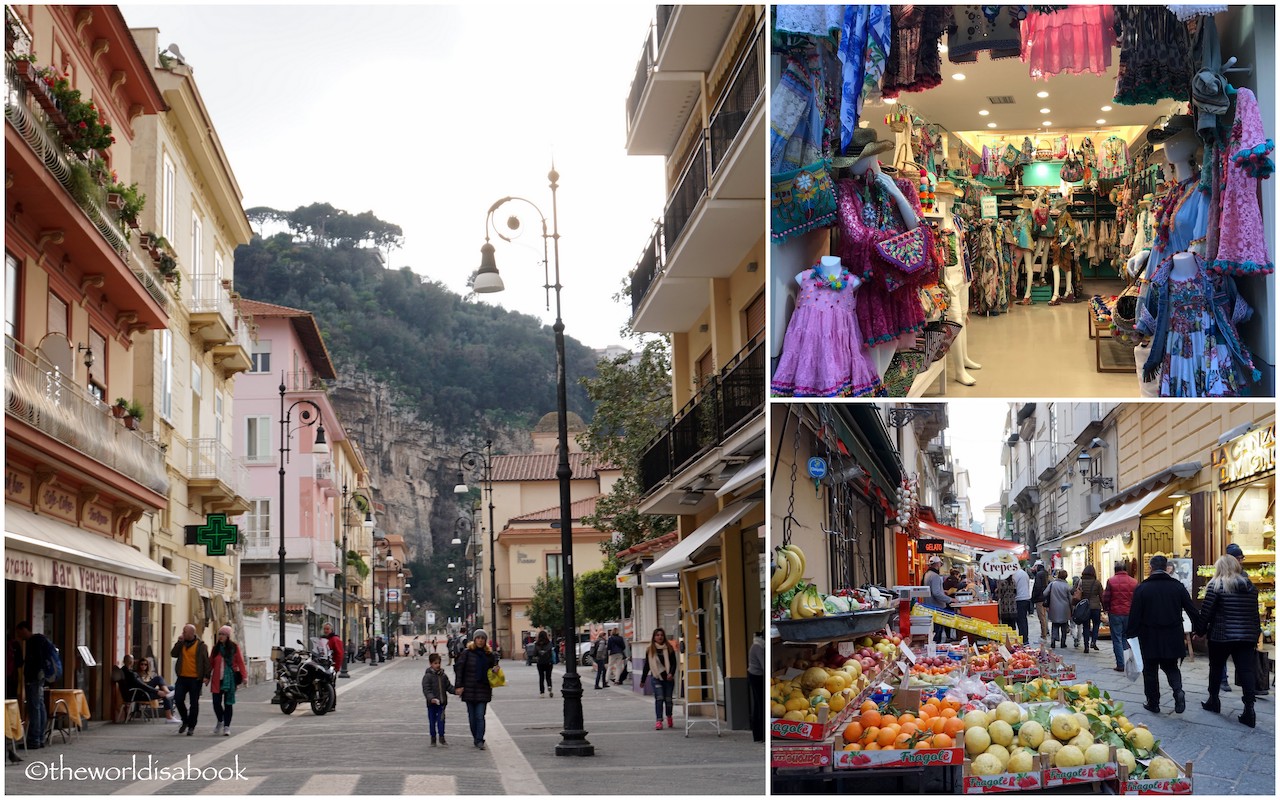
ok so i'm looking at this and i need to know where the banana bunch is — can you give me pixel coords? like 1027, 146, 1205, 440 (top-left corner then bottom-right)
789, 584, 826, 619
771, 544, 807, 596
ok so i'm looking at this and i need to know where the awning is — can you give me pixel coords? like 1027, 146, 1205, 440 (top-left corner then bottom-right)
646, 500, 759, 575
716, 455, 765, 497
5, 506, 179, 603
1062, 484, 1171, 549
918, 520, 1027, 555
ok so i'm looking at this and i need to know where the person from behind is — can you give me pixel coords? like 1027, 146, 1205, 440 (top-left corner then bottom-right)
421, 652, 454, 747
1102, 559, 1138, 672
533, 631, 555, 698
1128, 555, 1200, 715
591, 631, 609, 689
1194, 553, 1261, 727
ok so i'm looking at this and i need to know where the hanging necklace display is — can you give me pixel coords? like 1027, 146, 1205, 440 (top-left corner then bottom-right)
810, 265, 850, 291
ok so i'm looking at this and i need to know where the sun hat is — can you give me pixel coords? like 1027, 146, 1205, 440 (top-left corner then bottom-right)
832, 127, 894, 168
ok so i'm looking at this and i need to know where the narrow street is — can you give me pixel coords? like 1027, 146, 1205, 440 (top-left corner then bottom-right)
5, 656, 764, 795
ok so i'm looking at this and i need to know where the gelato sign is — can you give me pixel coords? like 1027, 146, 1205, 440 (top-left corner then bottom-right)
978, 550, 1021, 580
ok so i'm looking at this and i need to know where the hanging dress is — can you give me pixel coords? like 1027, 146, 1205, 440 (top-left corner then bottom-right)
1020, 5, 1115, 79
771, 269, 883, 398
1210, 88, 1274, 275
1150, 275, 1244, 397
1113, 7, 1193, 105
881, 6, 949, 98
834, 173, 931, 347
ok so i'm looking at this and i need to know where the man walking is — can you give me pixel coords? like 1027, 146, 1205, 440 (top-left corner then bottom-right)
1031, 562, 1050, 642
606, 629, 627, 685
1127, 555, 1200, 714
923, 556, 954, 644
591, 631, 609, 689
15, 622, 51, 750
170, 623, 211, 736
320, 623, 344, 711
1011, 562, 1032, 644
1103, 560, 1138, 672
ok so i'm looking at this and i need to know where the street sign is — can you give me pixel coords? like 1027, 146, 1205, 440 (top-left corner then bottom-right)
386, 588, 400, 602
183, 513, 239, 556
616, 573, 638, 588
426, 611, 436, 626
806, 457, 827, 481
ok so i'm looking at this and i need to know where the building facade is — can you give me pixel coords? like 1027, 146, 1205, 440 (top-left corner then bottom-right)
626, 4, 767, 731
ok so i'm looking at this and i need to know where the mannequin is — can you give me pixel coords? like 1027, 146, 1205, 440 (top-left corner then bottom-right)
1030, 189, 1054, 285
1013, 199, 1036, 304
1127, 130, 1198, 278
851, 153, 920, 379
1049, 201, 1080, 305
935, 189, 980, 385
1169, 251, 1199, 281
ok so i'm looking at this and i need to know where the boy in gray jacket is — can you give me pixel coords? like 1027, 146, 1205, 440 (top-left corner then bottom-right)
421, 654, 454, 746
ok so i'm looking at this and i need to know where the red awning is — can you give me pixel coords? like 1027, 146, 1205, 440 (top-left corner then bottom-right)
918, 520, 1027, 556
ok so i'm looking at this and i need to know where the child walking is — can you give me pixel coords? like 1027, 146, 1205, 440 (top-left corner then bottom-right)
421, 653, 454, 747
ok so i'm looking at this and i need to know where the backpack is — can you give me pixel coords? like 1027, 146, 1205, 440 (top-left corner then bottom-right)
41, 638, 63, 685
1071, 599, 1091, 625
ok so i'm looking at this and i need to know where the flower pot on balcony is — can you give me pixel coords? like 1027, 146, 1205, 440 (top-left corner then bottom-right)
111, 403, 128, 419
106, 192, 125, 212
123, 415, 140, 431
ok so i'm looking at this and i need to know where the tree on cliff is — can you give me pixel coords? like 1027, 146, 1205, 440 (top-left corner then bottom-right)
577, 336, 675, 556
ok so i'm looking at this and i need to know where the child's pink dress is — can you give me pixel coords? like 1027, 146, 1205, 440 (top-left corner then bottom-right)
771, 269, 883, 397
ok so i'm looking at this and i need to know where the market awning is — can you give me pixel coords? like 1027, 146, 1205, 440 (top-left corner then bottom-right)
4, 506, 179, 604
716, 455, 765, 497
646, 500, 759, 575
918, 519, 1027, 555
1062, 484, 1172, 549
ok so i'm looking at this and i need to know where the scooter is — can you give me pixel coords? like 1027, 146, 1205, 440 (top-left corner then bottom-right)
276, 638, 335, 716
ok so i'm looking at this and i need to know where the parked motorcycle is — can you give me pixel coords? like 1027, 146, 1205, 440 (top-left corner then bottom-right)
276, 638, 335, 716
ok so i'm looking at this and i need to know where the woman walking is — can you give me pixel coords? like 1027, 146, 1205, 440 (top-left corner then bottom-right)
639, 628, 679, 730
453, 629, 498, 750
207, 626, 245, 736
533, 631, 555, 698
996, 574, 1018, 630
1076, 565, 1105, 653
1194, 554, 1261, 727
1044, 570, 1073, 648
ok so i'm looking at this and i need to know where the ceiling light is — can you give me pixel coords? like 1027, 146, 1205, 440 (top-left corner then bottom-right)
1042, 121, 1052, 127
1101, 105, 1112, 112
987, 123, 997, 128
978, 109, 990, 116
1037, 91, 1049, 98
1096, 119, 1106, 125
1039, 108, 1051, 114
884, 96, 897, 105
952, 73, 966, 81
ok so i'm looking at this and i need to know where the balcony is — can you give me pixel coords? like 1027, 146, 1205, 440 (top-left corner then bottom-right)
314, 459, 336, 495
625, 4, 743, 156
638, 334, 765, 498
210, 311, 253, 377
5, 336, 168, 495
4, 59, 167, 329
284, 369, 328, 393
186, 437, 250, 515
189, 275, 236, 347
707, 18, 765, 200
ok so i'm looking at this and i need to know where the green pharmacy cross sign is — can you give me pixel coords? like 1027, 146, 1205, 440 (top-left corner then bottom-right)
184, 514, 239, 556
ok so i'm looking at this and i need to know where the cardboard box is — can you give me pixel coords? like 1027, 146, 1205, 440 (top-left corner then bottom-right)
1044, 745, 1120, 787
962, 754, 1048, 793
771, 741, 833, 770
1118, 748, 1194, 795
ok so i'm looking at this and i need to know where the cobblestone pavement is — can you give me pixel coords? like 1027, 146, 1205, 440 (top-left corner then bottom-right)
4, 654, 765, 795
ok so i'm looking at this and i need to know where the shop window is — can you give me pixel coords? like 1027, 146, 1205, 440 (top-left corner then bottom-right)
827, 481, 887, 590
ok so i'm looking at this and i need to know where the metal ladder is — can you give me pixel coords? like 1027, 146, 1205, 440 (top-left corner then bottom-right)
680, 607, 721, 738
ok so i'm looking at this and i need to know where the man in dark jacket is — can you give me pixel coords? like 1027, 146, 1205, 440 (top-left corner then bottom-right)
1103, 560, 1139, 672
1127, 555, 1200, 714
606, 630, 627, 685
15, 622, 51, 749
1031, 563, 1050, 643
170, 623, 211, 735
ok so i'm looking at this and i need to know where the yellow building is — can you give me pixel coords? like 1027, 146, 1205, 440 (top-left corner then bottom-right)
625, 4, 766, 731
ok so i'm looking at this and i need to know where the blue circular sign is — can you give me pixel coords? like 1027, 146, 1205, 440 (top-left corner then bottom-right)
807, 457, 828, 481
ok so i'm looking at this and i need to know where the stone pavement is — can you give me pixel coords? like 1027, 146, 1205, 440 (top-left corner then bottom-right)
1035, 625, 1275, 796
4, 652, 764, 795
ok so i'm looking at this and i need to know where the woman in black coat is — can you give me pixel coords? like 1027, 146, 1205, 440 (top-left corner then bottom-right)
453, 629, 498, 749
1194, 554, 1261, 727
1127, 556, 1200, 714
533, 631, 555, 698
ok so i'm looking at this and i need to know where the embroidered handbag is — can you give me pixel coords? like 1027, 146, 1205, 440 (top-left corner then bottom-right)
1060, 151, 1084, 183
874, 225, 932, 292
771, 159, 838, 244
923, 320, 963, 362
882, 348, 928, 397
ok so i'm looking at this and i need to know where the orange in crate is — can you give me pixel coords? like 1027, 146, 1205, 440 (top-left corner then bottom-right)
842, 721, 863, 743
931, 732, 953, 749
860, 709, 881, 728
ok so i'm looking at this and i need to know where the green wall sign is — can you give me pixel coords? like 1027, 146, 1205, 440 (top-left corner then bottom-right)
184, 513, 239, 556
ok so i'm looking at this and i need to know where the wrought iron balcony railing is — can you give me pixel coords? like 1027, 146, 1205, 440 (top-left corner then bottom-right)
187, 437, 248, 499
629, 222, 665, 318
709, 20, 764, 175
5, 335, 168, 494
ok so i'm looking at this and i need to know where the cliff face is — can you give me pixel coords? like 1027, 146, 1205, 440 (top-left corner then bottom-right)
329, 371, 529, 561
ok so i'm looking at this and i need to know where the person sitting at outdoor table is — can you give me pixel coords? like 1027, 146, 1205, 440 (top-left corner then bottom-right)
135, 656, 179, 723
119, 655, 161, 717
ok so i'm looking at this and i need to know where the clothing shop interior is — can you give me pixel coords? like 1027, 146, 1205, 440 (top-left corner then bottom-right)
770, 5, 1275, 398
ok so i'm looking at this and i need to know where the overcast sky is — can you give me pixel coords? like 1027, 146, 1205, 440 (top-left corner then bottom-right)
946, 401, 1012, 523
119, 4, 666, 350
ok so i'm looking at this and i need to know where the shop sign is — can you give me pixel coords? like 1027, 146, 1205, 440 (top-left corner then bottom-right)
82, 502, 113, 536
183, 513, 239, 556
615, 572, 638, 588
978, 550, 1021, 580
5, 465, 32, 505
980, 196, 998, 218
1212, 424, 1275, 486
37, 482, 77, 523
3, 549, 175, 603
806, 457, 827, 481
919, 538, 945, 554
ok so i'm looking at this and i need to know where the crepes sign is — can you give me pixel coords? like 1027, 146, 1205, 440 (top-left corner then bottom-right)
978, 550, 1021, 580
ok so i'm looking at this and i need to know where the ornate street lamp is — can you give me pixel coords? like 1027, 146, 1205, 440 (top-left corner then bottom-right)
275, 375, 328, 703
339, 483, 374, 678
454, 442, 496, 646
473, 166, 593, 756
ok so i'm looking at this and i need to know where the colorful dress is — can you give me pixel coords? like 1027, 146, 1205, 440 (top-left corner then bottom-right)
1211, 88, 1274, 275
771, 270, 883, 398
881, 6, 949, 97
1154, 277, 1243, 397
1113, 7, 1193, 105
1098, 136, 1130, 180
834, 174, 931, 347
1020, 5, 1115, 79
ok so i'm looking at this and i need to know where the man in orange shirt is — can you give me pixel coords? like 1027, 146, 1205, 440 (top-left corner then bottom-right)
170, 624, 210, 736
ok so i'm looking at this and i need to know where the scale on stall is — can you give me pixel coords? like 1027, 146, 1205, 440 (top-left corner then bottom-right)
892, 586, 932, 638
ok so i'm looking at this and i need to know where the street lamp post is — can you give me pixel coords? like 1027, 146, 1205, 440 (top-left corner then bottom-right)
276, 375, 328, 702
454, 442, 496, 647
473, 166, 593, 756
339, 483, 374, 679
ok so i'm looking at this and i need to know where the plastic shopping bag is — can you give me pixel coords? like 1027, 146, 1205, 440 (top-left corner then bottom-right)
1124, 638, 1143, 681
488, 665, 506, 688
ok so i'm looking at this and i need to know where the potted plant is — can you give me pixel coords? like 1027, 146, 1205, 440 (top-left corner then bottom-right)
107, 180, 145, 229
157, 252, 178, 278
38, 68, 114, 156
11, 53, 40, 85
112, 397, 129, 419
123, 400, 144, 430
